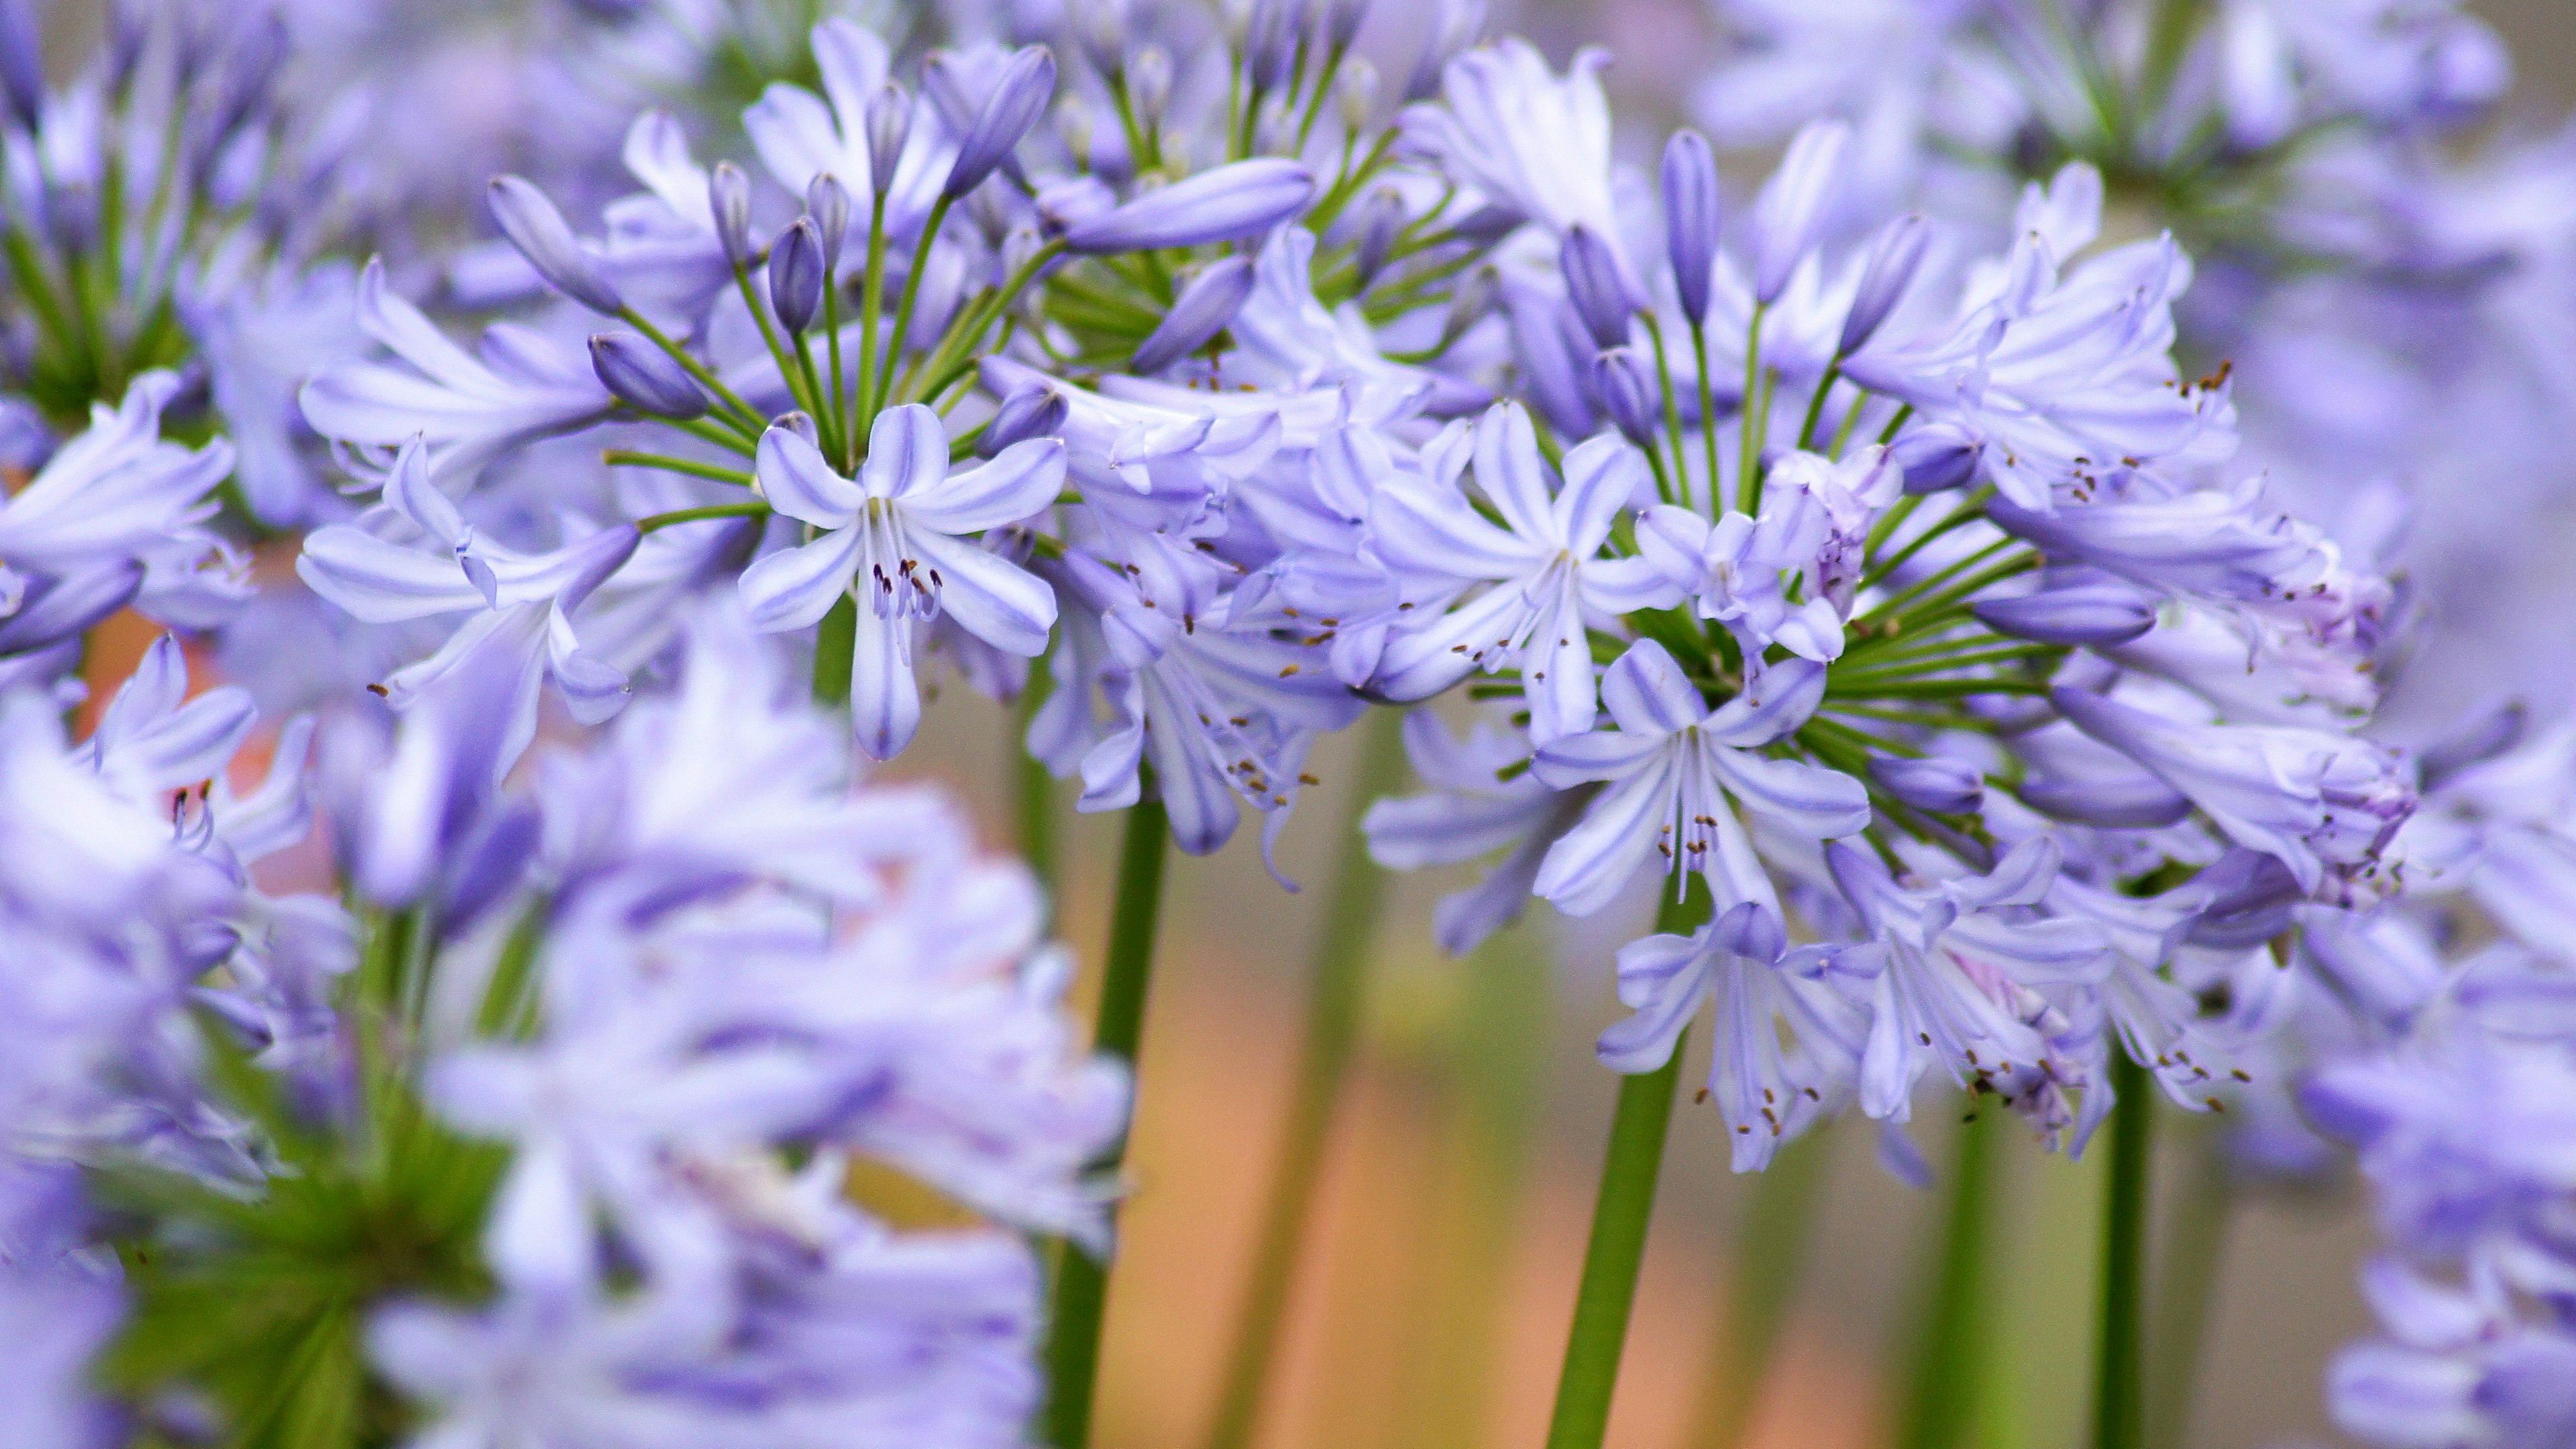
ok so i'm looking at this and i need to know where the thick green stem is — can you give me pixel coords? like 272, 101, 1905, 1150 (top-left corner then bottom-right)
1203, 710, 1406, 1449
812, 595, 856, 706
1900, 1100, 2009, 1449
2092, 1050, 2155, 1449
2146, 1120, 2231, 1449
1043, 800, 1173, 1449
1684, 1127, 1835, 1449
1546, 883, 1711, 1449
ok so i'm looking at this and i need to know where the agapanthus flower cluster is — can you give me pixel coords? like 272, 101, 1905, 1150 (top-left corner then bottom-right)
247, 0, 2429, 1417
0, 588, 1122, 1442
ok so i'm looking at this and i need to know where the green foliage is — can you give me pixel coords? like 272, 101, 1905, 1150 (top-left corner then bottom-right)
93, 1008, 506, 1449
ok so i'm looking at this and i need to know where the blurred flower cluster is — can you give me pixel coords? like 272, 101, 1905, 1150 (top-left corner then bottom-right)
2, 0, 2574, 1444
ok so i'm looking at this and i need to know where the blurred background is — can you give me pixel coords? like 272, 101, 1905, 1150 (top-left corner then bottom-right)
66, 0, 2576, 1445
914, 8, 2576, 1449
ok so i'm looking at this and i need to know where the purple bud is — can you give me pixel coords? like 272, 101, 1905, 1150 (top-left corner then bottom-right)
1132, 256, 1257, 373
2016, 773, 2192, 829
0, 0, 40, 132
1888, 421, 1982, 494
1244, 0, 1304, 91
1401, 0, 1484, 103
865, 85, 912, 195
1129, 44, 1173, 132
806, 174, 851, 273
1071, 0, 1128, 76
1866, 753, 1984, 815
1559, 225, 1639, 351
107, 1, 147, 99
981, 383, 1070, 458
1838, 213, 1928, 357
1750, 119, 1849, 305
710, 162, 753, 266
1322, 0, 1368, 53
946, 46, 1058, 200
1438, 264, 1499, 349
488, 176, 625, 315
1590, 347, 1661, 449
590, 333, 709, 421
1061, 159, 1314, 254
1352, 187, 1405, 290
1662, 129, 1721, 326
1972, 582, 2157, 647
768, 218, 826, 334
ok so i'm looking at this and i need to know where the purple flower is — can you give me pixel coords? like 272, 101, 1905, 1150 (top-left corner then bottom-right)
1370, 402, 1675, 743
737, 406, 1064, 760
297, 259, 613, 490
1826, 838, 2110, 1124
1363, 708, 1592, 955
1601, 901, 1868, 1171
1529, 643, 1868, 918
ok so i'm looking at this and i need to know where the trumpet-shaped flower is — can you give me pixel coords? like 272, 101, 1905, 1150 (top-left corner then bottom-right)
737, 406, 1065, 760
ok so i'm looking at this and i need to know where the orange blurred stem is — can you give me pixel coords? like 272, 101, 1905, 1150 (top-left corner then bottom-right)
1203, 708, 1405, 1449
1044, 797, 1171, 1449
1545, 877, 1710, 1449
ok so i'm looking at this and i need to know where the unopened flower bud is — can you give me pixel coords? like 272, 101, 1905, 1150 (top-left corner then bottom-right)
590, 333, 708, 420
2016, 773, 2192, 830
865, 84, 912, 195
1887, 421, 1982, 494
774, 411, 821, 449
1352, 187, 1405, 290
1838, 213, 1928, 358
1972, 581, 2157, 647
769, 218, 825, 334
1559, 224, 1639, 350
945, 46, 1058, 200
1402, 0, 1484, 103
489, 175, 625, 315
806, 174, 851, 274
0, 0, 42, 132
1061, 158, 1313, 254
1661, 129, 1721, 326
1071, 0, 1129, 77
1336, 56, 1379, 133
1750, 119, 1849, 305
1322, 0, 1368, 54
1591, 347, 1662, 449
1057, 97, 1096, 172
981, 382, 1071, 457
1132, 256, 1257, 373
1866, 754, 1985, 815
1243, 0, 1301, 90
709, 161, 753, 266
1438, 264, 1499, 349
1130, 44, 1173, 133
